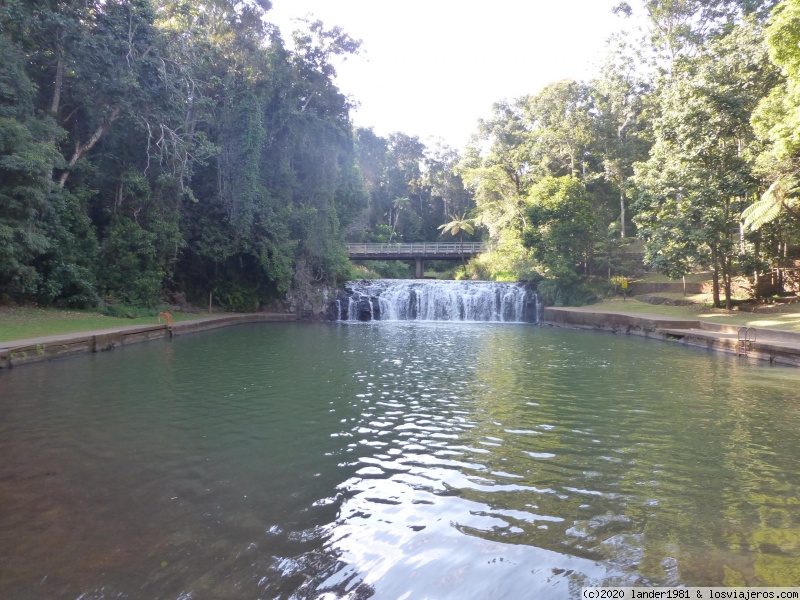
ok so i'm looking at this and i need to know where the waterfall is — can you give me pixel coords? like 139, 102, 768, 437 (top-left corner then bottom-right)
336, 279, 538, 323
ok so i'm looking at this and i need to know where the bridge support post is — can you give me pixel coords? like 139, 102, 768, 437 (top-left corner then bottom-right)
415, 258, 425, 279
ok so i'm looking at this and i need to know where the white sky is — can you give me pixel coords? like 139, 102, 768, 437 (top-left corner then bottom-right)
267, 0, 635, 150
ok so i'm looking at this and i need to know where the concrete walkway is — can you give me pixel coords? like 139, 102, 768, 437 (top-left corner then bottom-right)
0, 312, 296, 369
544, 306, 800, 367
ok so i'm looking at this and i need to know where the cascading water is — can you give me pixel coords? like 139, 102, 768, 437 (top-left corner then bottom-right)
335, 279, 540, 323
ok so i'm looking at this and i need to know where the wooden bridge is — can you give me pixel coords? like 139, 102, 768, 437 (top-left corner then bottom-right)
347, 242, 489, 277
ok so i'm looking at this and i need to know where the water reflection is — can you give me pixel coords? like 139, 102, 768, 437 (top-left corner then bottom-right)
321, 323, 800, 595
1, 322, 799, 599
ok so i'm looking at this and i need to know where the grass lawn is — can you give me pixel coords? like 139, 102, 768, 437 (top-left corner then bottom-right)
632, 272, 715, 284
592, 298, 800, 332
0, 306, 212, 343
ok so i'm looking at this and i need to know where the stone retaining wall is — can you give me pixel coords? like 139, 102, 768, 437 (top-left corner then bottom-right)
542, 307, 701, 334
542, 307, 800, 367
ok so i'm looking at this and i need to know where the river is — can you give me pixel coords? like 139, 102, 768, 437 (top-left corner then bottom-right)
1, 322, 799, 599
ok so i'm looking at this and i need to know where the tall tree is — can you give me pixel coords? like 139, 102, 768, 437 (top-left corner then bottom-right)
614, 0, 779, 65
0, 0, 369, 309
438, 212, 475, 265
523, 176, 594, 287
461, 82, 601, 281
0, 31, 65, 300
424, 142, 472, 238
387, 196, 409, 243
590, 38, 653, 238
633, 21, 779, 308
745, 0, 800, 238
520, 80, 594, 179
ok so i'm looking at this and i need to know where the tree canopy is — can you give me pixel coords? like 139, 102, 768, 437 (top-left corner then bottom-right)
0, 0, 365, 310
1, 0, 797, 311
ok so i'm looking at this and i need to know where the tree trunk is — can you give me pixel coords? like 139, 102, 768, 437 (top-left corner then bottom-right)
722, 253, 732, 310
58, 106, 122, 187
388, 210, 398, 244
711, 242, 721, 308
48, 38, 66, 185
619, 190, 626, 238
51, 42, 65, 117
723, 197, 732, 310
586, 245, 593, 276
724, 271, 732, 310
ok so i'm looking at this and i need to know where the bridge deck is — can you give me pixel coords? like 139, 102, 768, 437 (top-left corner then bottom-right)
348, 242, 488, 260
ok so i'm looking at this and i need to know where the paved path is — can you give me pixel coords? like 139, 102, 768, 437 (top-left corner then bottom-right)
0, 322, 171, 350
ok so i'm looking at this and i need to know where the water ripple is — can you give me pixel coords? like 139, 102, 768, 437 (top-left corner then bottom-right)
2, 322, 800, 598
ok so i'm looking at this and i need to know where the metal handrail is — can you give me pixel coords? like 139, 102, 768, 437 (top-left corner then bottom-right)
738, 326, 757, 355
347, 242, 489, 255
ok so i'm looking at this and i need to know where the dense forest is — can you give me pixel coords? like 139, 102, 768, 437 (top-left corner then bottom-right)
2, 0, 800, 312
1, 0, 367, 312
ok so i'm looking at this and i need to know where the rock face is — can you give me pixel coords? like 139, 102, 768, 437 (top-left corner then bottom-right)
281, 283, 338, 320
521, 283, 542, 322
330, 279, 541, 323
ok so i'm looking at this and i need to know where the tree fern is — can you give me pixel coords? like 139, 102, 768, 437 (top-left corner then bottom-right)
742, 178, 799, 230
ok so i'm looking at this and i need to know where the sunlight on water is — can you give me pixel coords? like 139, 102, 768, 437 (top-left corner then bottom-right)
1, 322, 800, 599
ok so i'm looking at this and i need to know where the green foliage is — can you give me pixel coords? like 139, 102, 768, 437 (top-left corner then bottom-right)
521, 80, 594, 178
633, 20, 778, 306
523, 176, 595, 277
510, 176, 597, 303
213, 278, 260, 313
1, 0, 792, 312
469, 231, 539, 281
335, 163, 370, 230
0, 0, 369, 310
536, 274, 596, 307
364, 260, 413, 279
0, 33, 66, 301
460, 74, 639, 283
33, 189, 100, 308
351, 128, 473, 245
99, 217, 162, 307
742, 180, 800, 230
367, 224, 393, 243
615, 0, 778, 63
590, 41, 653, 239
438, 213, 474, 237
746, 0, 800, 235
100, 302, 158, 319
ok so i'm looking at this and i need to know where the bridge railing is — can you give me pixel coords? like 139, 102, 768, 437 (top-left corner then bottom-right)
347, 242, 489, 256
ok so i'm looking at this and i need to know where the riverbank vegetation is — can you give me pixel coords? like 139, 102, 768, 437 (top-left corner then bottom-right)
457, 0, 800, 308
1, 0, 367, 313
3, 0, 800, 314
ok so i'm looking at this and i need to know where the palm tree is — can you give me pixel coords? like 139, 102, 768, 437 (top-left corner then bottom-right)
438, 213, 475, 265
388, 196, 409, 244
